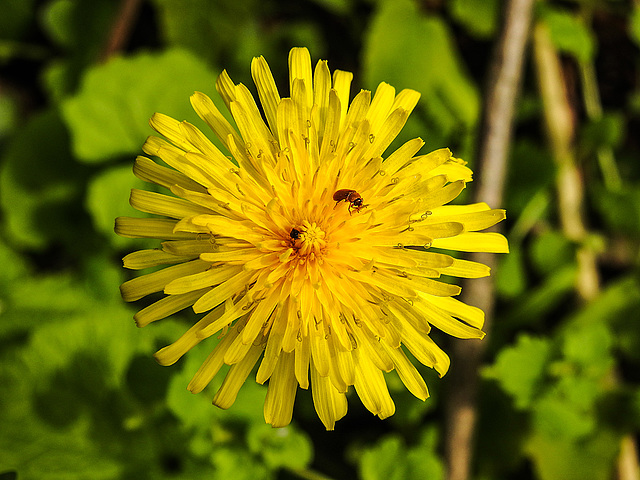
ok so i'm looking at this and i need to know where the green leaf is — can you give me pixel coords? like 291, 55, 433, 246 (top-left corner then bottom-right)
308, 0, 352, 16
165, 340, 224, 431
0, 273, 95, 338
532, 394, 595, 440
0, 413, 123, 480
86, 164, 149, 248
579, 112, 625, 153
39, 0, 119, 97
359, 429, 443, 480
506, 140, 555, 215
360, 436, 407, 480
630, 5, 640, 47
602, 277, 640, 362
561, 321, 613, 377
495, 241, 527, 298
363, 0, 479, 150
0, 239, 28, 287
41, 0, 116, 52
570, 276, 640, 327
483, 335, 552, 409
0, 250, 125, 341
525, 427, 620, 480
0, 94, 17, 138
406, 428, 445, 480
0, 109, 89, 249
563, 276, 640, 368
542, 8, 596, 64
210, 447, 270, 480
246, 423, 313, 470
0, 301, 169, 479
502, 265, 577, 330
530, 230, 574, 275
592, 184, 640, 234
449, 0, 499, 38
61, 49, 222, 163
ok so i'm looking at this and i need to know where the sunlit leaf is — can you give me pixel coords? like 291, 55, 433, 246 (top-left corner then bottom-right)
533, 394, 595, 440
247, 423, 313, 470
561, 321, 613, 377
630, 5, 640, 47
525, 427, 620, 480
86, 164, 150, 248
483, 335, 552, 410
210, 447, 270, 480
0, 95, 17, 138
359, 428, 443, 480
165, 341, 224, 430
61, 49, 221, 163
542, 7, 596, 64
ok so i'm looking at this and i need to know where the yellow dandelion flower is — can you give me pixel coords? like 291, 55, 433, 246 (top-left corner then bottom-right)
116, 47, 508, 430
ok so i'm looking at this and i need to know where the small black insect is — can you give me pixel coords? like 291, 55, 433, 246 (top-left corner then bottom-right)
290, 228, 301, 239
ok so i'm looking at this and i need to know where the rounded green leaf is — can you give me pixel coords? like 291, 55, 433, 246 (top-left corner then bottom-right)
483, 335, 552, 409
543, 8, 596, 64
247, 423, 313, 470
61, 49, 221, 163
85, 163, 148, 248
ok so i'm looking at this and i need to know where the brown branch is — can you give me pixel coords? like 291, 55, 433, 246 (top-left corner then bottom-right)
443, 1, 536, 480
100, 0, 143, 62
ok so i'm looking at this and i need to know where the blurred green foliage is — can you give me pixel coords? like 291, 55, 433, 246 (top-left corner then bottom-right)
1, 0, 640, 479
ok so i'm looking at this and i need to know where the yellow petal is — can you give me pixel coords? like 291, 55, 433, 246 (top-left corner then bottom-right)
115, 217, 194, 240
353, 348, 395, 419
431, 232, 510, 253
188, 329, 239, 393
120, 259, 210, 302
311, 357, 348, 430
134, 289, 207, 327
251, 55, 281, 138
123, 248, 196, 270
288, 47, 313, 108
213, 344, 263, 409
264, 351, 297, 427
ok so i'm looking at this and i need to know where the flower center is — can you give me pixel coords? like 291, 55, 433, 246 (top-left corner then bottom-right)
297, 220, 326, 259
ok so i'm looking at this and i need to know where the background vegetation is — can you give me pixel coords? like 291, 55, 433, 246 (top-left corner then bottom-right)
1, 0, 640, 479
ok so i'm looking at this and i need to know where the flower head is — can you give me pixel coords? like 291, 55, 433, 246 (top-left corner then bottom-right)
116, 47, 508, 430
